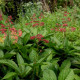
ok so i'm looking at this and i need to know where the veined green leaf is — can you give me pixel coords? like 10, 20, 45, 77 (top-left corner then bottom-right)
58, 68, 74, 80
74, 75, 80, 80
21, 32, 26, 38
51, 36, 61, 46
42, 69, 57, 80
63, 37, 69, 52
73, 46, 80, 51
3, 72, 16, 79
25, 44, 32, 48
41, 62, 54, 71
15, 76, 20, 80
4, 50, 16, 59
60, 59, 71, 71
23, 28, 30, 33
37, 52, 51, 63
17, 53, 25, 73
73, 69, 80, 74
44, 33, 54, 38
23, 33, 30, 44
29, 49, 38, 62
64, 69, 74, 80
23, 66, 32, 77
32, 28, 38, 35
39, 29, 48, 36
42, 48, 55, 57
47, 53, 53, 61
0, 59, 20, 73
0, 49, 4, 59
74, 53, 80, 56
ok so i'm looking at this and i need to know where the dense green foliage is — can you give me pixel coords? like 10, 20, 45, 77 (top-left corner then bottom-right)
0, 5, 80, 80
0, 0, 80, 80
0, 0, 80, 19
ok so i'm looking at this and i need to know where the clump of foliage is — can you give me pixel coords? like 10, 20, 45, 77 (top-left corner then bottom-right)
0, 6, 80, 80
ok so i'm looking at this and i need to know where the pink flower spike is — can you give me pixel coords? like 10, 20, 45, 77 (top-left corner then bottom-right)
36, 34, 44, 41
63, 24, 68, 27
32, 23, 39, 27
40, 13, 43, 16
4, 33, 7, 39
8, 15, 12, 20
51, 28, 54, 30
11, 21, 14, 24
18, 29, 22, 37
0, 18, 3, 21
67, 18, 71, 21
30, 36, 36, 40
33, 21, 39, 23
64, 14, 67, 16
55, 28, 59, 31
62, 21, 67, 23
70, 27, 76, 32
25, 23, 29, 26
56, 23, 59, 26
30, 21, 33, 23
42, 39, 49, 43
39, 16, 41, 19
67, 13, 69, 14
62, 18, 65, 20
32, 18, 37, 20
0, 14, 2, 18
40, 22, 44, 26
59, 28, 66, 32
5, 21, 8, 23
32, 14, 36, 17
14, 36, 18, 40
64, 11, 67, 13
1, 24, 5, 28
59, 24, 61, 26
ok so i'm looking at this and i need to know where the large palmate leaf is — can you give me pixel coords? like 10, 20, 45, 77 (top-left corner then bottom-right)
17, 53, 25, 73
42, 69, 57, 80
2, 72, 16, 80
0, 59, 20, 73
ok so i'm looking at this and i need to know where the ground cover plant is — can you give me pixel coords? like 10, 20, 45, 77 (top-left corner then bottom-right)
0, 5, 80, 80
